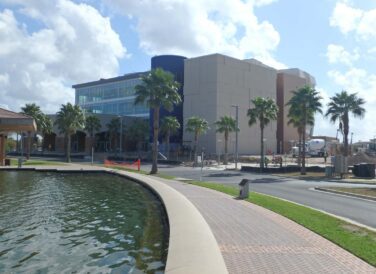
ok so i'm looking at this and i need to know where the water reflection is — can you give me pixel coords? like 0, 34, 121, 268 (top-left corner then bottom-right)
0, 171, 168, 273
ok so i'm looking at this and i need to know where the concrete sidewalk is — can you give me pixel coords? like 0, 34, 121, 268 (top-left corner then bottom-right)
159, 179, 375, 273
2, 165, 374, 273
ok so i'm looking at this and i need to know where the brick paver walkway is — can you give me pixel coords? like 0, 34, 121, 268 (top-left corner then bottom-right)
2, 165, 374, 273
160, 179, 375, 274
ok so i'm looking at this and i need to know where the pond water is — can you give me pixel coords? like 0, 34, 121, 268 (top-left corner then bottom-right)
0, 171, 168, 273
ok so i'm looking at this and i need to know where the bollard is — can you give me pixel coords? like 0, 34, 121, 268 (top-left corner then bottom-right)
238, 179, 250, 199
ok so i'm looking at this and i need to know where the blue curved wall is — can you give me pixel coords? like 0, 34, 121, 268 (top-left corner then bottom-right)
150, 55, 186, 146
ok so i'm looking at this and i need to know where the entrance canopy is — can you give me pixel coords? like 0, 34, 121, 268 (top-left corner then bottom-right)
0, 108, 37, 133
0, 108, 37, 166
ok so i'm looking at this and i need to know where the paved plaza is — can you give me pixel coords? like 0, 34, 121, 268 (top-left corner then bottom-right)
159, 177, 375, 273
1, 165, 375, 273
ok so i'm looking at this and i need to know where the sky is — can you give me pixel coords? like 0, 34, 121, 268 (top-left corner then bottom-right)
0, 0, 375, 142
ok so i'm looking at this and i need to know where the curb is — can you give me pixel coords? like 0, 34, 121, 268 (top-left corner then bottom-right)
314, 187, 376, 202
254, 191, 376, 232
0, 166, 228, 274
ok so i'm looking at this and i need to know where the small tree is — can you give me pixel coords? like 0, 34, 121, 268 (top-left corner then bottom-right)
161, 116, 180, 159
287, 107, 314, 167
106, 118, 120, 152
40, 114, 53, 152
55, 103, 85, 162
325, 91, 365, 156
286, 85, 322, 174
126, 119, 149, 155
20, 103, 44, 159
85, 115, 101, 151
215, 116, 237, 165
186, 116, 209, 166
247, 97, 278, 172
135, 68, 181, 174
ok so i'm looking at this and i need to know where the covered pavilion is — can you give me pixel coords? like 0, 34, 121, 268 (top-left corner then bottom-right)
0, 108, 36, 166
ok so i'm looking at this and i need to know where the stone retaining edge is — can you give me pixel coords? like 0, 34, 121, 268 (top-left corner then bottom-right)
110, 169, 228, 274
314, 187, 376, 202
0, 167, 228, 274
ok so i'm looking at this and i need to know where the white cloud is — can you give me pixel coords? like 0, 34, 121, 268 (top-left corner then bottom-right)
326, 68, 376, 140
0, 1, 126, 113
326, 44, 359, 66
330, 1, 376, 40
312, 87, 334, 136
105, 0, 285, 69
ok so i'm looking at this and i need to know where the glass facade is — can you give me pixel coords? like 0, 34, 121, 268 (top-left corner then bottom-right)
74, 74, 149, 117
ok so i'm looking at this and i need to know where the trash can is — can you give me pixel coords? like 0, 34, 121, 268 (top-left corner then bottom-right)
363, 163, 375, 178
367, 164, 375, 178
4, 159, 10, 166
239, 179, 250, 199
353, 164, 360, 177
325, 166, 333, 177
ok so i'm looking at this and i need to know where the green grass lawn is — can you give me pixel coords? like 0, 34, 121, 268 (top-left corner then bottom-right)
9, 158, 67, 166
100, 165, 176, 180
326, 187, 376, 198
190, 181, 376, 267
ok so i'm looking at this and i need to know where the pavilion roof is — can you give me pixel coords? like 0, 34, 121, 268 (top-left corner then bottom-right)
0, 108, 37, 133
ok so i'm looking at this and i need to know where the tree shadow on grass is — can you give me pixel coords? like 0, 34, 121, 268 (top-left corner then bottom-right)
204, 172, 243, 177
250, 177, 286, 184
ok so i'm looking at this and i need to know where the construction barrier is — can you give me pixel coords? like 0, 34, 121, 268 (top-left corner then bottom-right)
104, 159, 141, 171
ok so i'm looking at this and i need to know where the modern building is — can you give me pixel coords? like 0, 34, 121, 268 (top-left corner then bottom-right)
276, 68, 316, 153
183, 54, 277, 155
150, 55, 186, 146
73, 72, 149, 117
71, 53, 317, 157
43, 114, 144, 155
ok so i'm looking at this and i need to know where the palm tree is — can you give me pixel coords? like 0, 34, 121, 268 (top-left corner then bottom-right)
325, 91, 365, 156
40, 114, 53, 152
287, 107, 314, 167
161, 116, 180, 159
186, 116, 209, 166
286, 85, 322, 174
247, 97, 279, 172
106, 118, 120, 152
55, 103, 85, 162
215, 116, 238, 165
85, 115, 101, 152
135, 68, 181, 174
20, 103, 44, 159
126, 119, 149, 155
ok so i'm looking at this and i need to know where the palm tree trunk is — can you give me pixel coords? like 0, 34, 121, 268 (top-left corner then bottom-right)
67, 134, 71, 163
298, 131, 302, 167
27, 131, 31, 160
193, 132, 198, 166
151, 107, 159, 174
260, 126, 264, 172
343, 114, 349, 157
301, 125, 306, 175
224, 131, 228, 165
166, 130, 170, 160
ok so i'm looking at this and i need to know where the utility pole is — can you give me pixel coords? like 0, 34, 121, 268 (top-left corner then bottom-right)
118, 116, 123, 154
231, 105, 239, 170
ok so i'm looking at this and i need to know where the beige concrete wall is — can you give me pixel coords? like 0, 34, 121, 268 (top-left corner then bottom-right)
183, 54, 277, 156
0, 134, 5, 166
183, 54, 219, 154
277, 69, 316, 153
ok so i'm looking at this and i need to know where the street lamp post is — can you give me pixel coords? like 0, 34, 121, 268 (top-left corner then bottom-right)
118, 116, 123, 154
231, 105, 239, 170
217, 139, 222, 165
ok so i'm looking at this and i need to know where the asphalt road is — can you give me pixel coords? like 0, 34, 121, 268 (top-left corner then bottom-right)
143, 164, 376, 229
